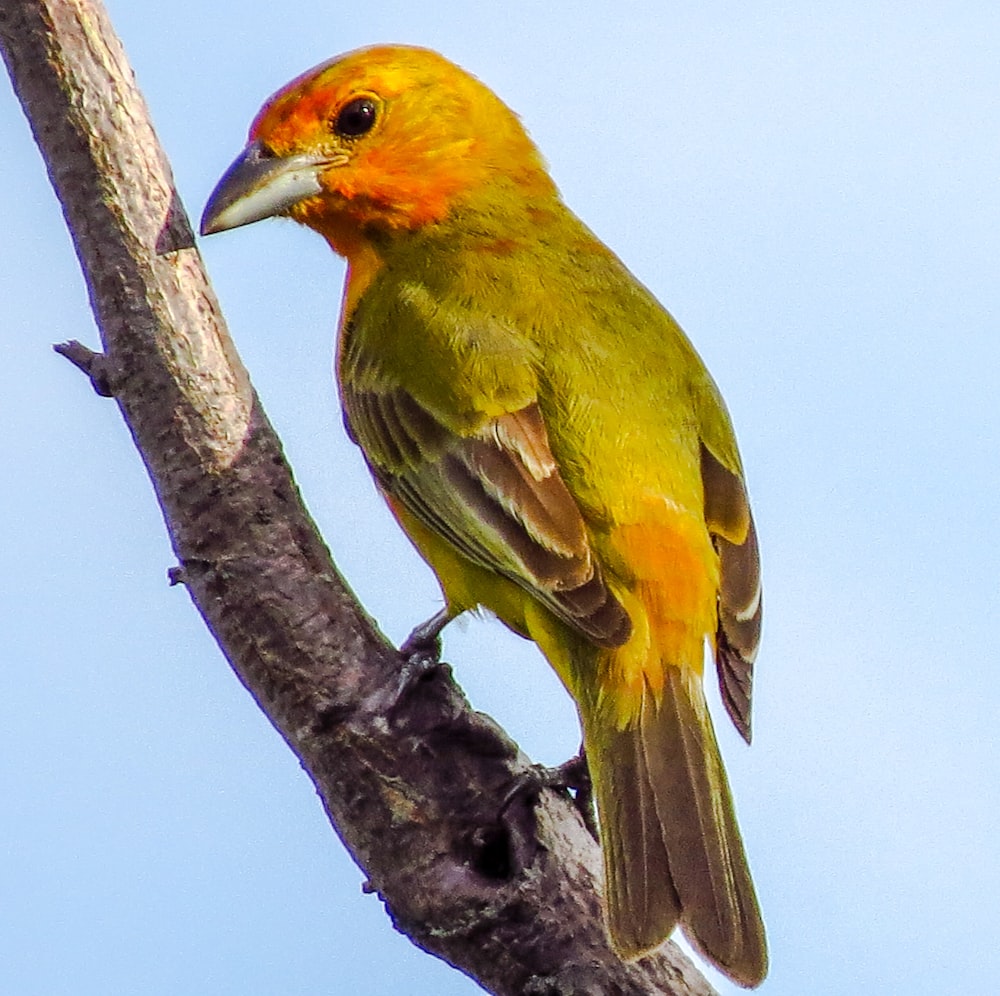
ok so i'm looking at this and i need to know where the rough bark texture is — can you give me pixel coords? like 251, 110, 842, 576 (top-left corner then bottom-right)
0, 2, 717, 994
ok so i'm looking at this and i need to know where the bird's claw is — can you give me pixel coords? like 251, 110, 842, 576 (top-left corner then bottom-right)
389, 646, 443, 708
503, 749, 598, 841
387, 607, 452, 710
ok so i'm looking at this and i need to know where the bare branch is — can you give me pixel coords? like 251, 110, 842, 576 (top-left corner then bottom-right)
53, 339, 114, 394
0, 2, 716, 993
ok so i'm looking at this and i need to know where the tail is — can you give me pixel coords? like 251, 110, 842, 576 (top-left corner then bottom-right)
585, 666, 767, 988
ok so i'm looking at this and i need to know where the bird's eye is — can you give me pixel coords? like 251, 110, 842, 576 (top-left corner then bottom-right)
334, 97, 377, 138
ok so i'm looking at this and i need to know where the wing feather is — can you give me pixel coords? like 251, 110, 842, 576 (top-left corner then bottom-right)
700, 442, 762, 743
345, 385, 631, 648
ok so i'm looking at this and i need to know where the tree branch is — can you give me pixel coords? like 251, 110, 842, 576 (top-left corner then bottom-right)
0, 2, 715, 993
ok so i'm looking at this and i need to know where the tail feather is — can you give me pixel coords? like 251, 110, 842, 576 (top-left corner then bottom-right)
601, 720, 682, 955
588, 667, 767, 987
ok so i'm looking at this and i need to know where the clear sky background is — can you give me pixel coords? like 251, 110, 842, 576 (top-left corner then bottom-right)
3, 2, 998, 994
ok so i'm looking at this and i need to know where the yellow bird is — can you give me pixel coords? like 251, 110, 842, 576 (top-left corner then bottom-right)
202, 44, 767, 987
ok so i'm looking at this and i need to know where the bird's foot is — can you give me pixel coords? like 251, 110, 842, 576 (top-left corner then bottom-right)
503, 748, 598, 841
399, 606, 451, 662
388, 607, 453, 709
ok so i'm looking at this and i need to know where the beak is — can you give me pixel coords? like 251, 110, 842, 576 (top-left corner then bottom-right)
200, 140, 327, 235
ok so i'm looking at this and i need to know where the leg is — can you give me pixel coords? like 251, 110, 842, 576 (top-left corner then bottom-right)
399, 606, 453, 660
387, 607, 455, 709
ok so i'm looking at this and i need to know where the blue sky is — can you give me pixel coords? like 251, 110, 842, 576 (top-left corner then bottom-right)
3, 2, 999, 993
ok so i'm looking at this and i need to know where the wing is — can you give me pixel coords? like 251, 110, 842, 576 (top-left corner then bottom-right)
344, 384, 631, 648
700, 439, 762, 744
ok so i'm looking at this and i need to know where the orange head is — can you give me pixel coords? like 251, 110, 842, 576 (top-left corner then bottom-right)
201, 45, 557, 254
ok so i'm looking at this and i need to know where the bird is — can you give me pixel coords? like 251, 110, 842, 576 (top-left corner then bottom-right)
201, 44, 767, 987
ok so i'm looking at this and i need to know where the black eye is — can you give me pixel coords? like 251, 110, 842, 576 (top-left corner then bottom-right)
334, 97, 377, 138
